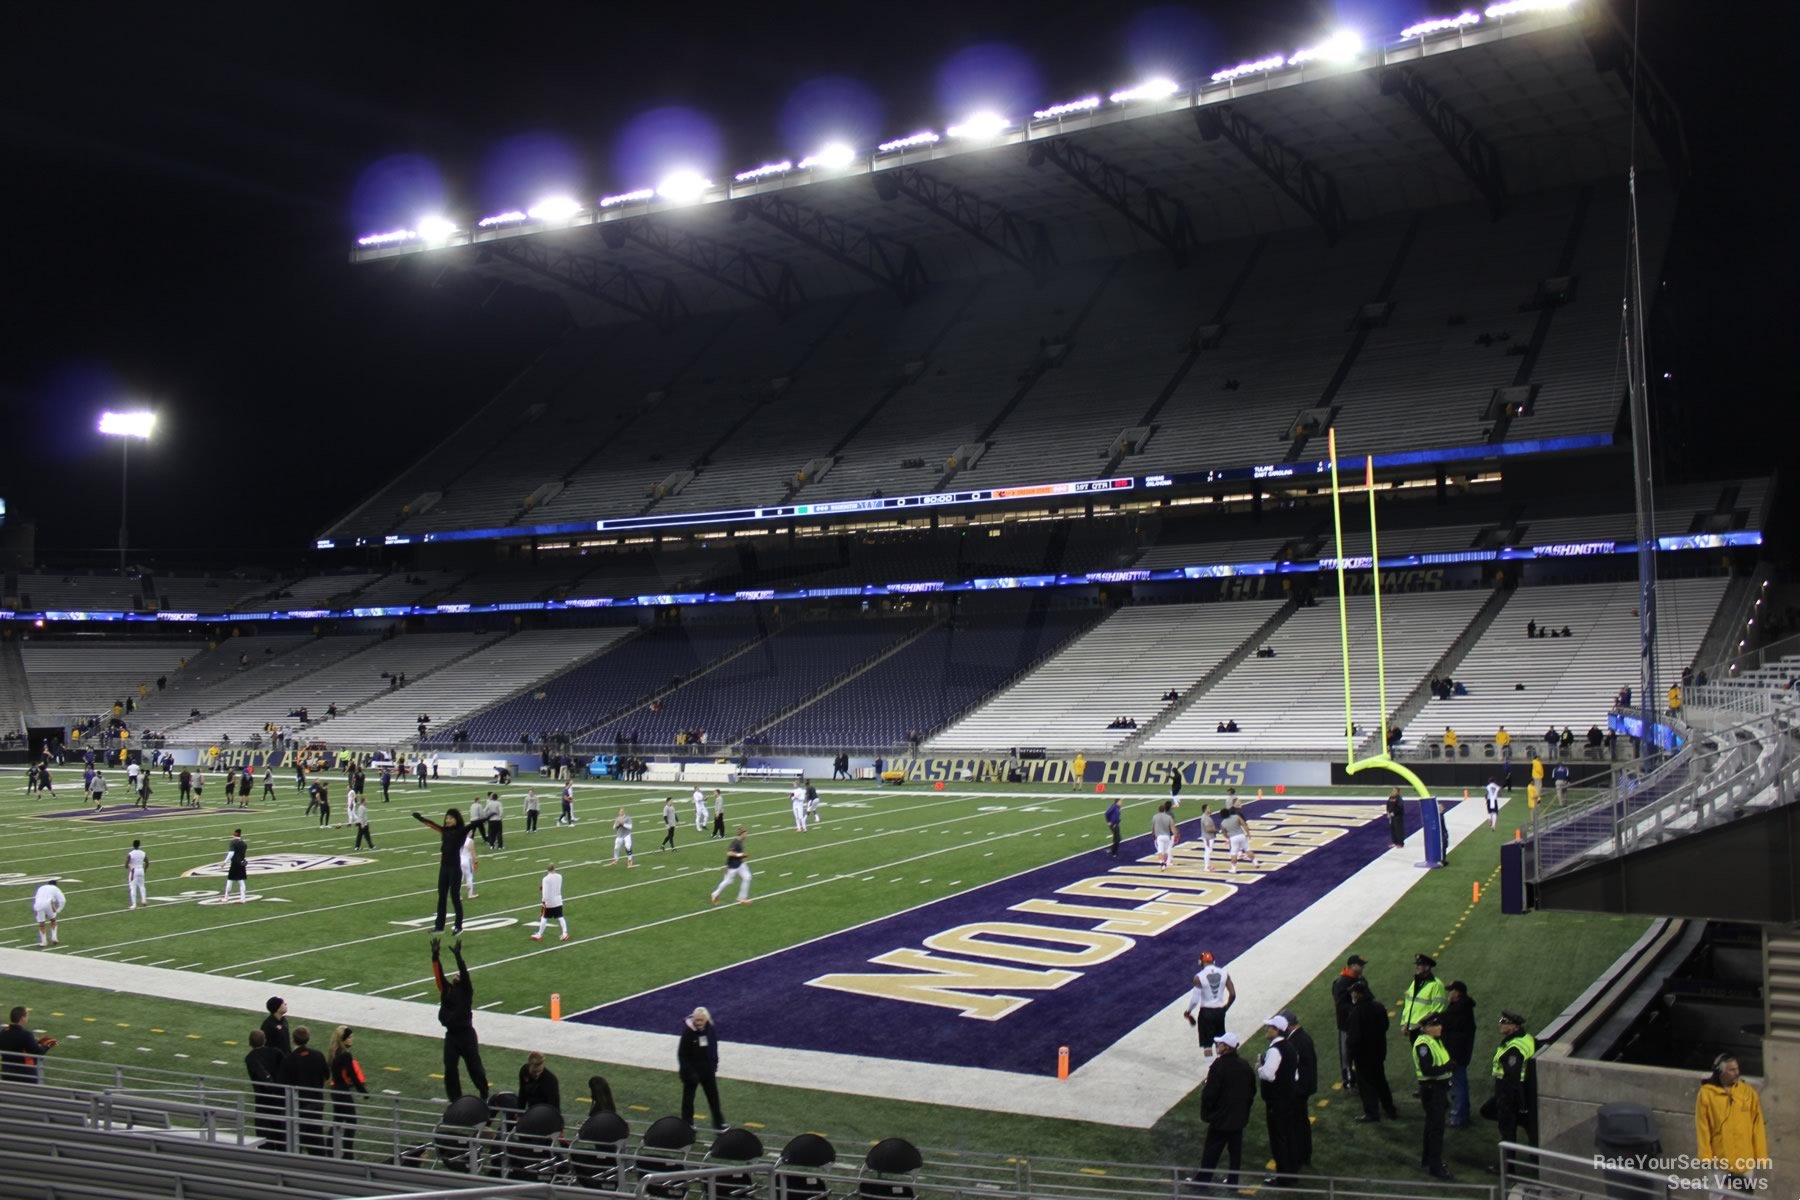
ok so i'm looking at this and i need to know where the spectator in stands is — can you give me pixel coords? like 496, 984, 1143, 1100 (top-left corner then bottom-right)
1668, 683, 1682, 714
0, 1005, 57, 1083
1542, 725, 1559, 752
244, 1028, 285, 1147
277, 1025, 330, 1155
1224, 720, 1240, 733
1616, 685, 1632, 708
1586, 724, 1604, 750
677, 1006, 727, 1131
588, 1075, 617, 1114
1526, 619, 1536, 638
1452, 679, 1468, 696
1443, 727, 1458, 753
518, 1050, 561, 1114
1559, 726, 1575, 756
1695, 1054, 1768, 1193
1187, 1031, 1254, 1191
1559, 625, 1570, 637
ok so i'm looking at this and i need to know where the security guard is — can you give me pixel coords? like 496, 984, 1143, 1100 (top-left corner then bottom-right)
1401, 953, 1447, 1040
1413, 1011, 1455, 1180
1488, 1010, 1538, 1167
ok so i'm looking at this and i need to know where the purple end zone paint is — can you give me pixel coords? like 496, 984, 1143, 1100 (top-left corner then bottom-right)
575, 799, 1428, 1074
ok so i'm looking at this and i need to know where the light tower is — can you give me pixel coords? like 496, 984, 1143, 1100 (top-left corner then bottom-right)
98, 410, 155, 578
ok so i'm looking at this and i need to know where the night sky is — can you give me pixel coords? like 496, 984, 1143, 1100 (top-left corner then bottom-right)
3, 0, 1789, 566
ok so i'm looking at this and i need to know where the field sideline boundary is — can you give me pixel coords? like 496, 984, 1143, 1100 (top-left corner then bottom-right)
0, 791, 1505, 1125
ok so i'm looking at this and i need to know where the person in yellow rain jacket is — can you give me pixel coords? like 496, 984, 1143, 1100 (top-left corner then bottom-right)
1070, 753, 1087, 790
1695, 1055, 1767, 1191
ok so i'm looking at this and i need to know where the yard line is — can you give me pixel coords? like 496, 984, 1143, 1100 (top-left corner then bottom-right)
477, 1000, 503, 1010
90, 950, 120, 959
175, 962, 202, 970
514, 1006, 544, 1015
234, 969, 263, 978
401, 992, 429, 1001
330, 981, 361, 991
146, 959, 175, 967
266, 974, 293, 982
297, 978, 326, 987
120, 955, 146, 963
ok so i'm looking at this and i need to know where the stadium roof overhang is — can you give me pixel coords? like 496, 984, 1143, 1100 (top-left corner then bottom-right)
350, 6, 1673, 326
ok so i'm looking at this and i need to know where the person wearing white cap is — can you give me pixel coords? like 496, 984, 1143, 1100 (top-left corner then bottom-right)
32, 880, 66, 948
1186, 1029, 1255, 1192
1256, 1014, 1303, 1188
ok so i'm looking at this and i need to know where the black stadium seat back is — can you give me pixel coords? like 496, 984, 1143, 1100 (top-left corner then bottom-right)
859, 1135, 923, 1199
709, 1125, 766, 1162
779, 1132, 837, 1169
488, 1089, 523, 1118
642, 1114, 697, 1150
441, 1094, 491, 1128
576, 1110, 631, 1145
514, 1102, 564, 1139
864, 1137, 922, 1174
777, 1132, 839, 1200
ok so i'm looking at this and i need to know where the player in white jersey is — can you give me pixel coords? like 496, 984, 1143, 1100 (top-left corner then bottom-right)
610, 808, 636, 867
790, 783, 808, 833
460, 829, 479, 899
531, 863, 568, 941
1484, 777, 1501, 830
125, 840, 149, 909
1151, 803, 1176, 867
33, 881, 66, 947
1182, 952, 1237, 1056
710, 828, 752, 905
692, 786, 709, 833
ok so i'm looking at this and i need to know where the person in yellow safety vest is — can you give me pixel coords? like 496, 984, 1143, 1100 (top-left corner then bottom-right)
1668, 684, 1682, 714
1401, 953, 1447, 1040
1527, 779, 1541, 810
1494, 727, 1511, 752
1443, 727, 1458, 751
1070, 753, 1087, 790
1486, 1010, 1538, 1171
1412, 1011, 1455, 1181
1695, 1054, 1768, 1192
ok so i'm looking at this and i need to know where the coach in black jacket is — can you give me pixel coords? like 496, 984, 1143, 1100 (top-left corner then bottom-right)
276, 1026, 330, 1155
1256, 1015, 1304, 1188
1346, 982, 1399, 1121
1188, 1031, 1255, 1191
244, 1028, 287, 1147
1280, 1010, 1319, 1168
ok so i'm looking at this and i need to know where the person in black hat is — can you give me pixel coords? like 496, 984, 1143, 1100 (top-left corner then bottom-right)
1441, 981, 1477, 1127
261, 997, 290, 1054
1345, 980, 1398, 1122
1486, 1009, 1538, 1169
1331, 954, 1368, 1088
1401, 954, 1446, 1042
1413, 1011, 1455, 1181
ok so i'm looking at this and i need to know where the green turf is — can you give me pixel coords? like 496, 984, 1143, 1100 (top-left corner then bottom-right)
1, 770, 1639, 1181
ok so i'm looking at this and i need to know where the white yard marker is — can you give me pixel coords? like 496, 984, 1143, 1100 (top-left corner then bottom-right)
146, 959, 174, 967
267, 974, 293, 983
298, 978, 326, 987
331, 981, 360, 991
478, 1000, 503, 1011
515, 1006, 544, 1016
401, 992, 429, 1001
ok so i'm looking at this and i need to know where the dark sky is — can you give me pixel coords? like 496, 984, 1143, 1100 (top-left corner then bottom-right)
1, 0, 1788, 566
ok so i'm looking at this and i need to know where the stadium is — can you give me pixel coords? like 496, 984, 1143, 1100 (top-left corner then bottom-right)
1, 0, 1792, 1197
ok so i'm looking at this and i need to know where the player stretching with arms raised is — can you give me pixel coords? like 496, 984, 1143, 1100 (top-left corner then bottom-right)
710, 827, 752, 906
412, 809, 468, 934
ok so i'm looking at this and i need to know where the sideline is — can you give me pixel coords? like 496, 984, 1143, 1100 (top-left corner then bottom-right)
0, 793, 1502, 1126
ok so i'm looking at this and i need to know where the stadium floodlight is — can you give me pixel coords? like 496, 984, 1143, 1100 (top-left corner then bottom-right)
99, 411, 155, 440
946, 111, 1009, 140
99, 410, 155, 579
734, 161, 793, 183
477, 210, 529, 227
1400, 11, 1482, 37
416, 215, 458, 245
599, 188, 655, 208
1210, 54, 1287, 83
656, 170, 712, 204
1109, 77, 1180, 104
1484, 0, 1575, 16
877, 131, 940, 153
527, 195, 583, 221
1033, 96, 1101, 120
1288, 30, 1363, 67
798, 142, 856, 170
356, 228, 417, 247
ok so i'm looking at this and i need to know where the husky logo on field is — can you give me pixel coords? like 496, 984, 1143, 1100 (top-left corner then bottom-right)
182, 854, 372, 878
